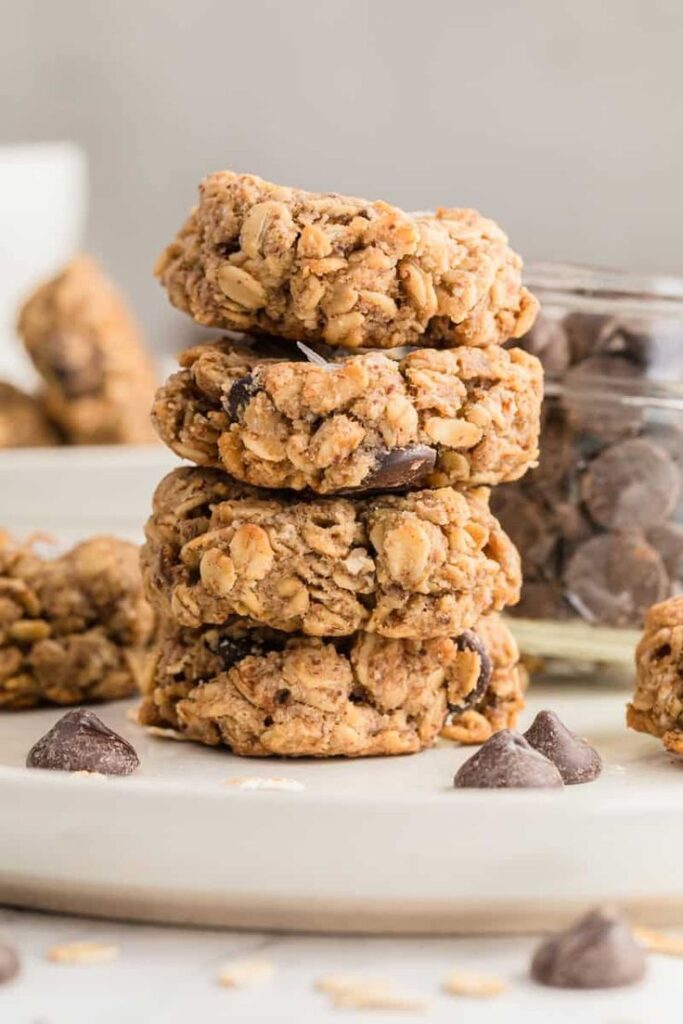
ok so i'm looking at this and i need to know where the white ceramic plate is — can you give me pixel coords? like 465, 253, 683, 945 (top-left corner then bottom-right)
1, 686, 681, 934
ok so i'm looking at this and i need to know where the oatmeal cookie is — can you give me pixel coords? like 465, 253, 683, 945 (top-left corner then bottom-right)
141, 467, 520, 639
0, 534, 155, 708
628, 596, 683, 753
152, 336, 542, 494
138, 613, 521, 757
18, 255, 158, 444
155, 171, 538, 350
0, 382, 60, 448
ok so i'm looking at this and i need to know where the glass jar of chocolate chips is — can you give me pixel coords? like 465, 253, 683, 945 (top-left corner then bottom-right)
494, 262, 683, 676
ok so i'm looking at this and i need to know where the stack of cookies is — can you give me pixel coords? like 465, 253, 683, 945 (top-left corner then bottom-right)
139, 171, 542, 758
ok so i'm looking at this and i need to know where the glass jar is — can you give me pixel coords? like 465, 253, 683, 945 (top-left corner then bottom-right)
494, 263, 683, 678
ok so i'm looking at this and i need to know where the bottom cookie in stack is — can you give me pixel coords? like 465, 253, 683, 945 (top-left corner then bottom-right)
139, 614, 525, 758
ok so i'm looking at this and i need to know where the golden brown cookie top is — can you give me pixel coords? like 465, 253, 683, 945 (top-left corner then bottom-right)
155, 170, 538, 350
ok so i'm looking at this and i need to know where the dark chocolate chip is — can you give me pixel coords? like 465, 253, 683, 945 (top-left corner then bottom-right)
562, 312, 607, 364
520, 316, 572, 375
580, 438, 680, 530
447, 631, 492, 714
524, 710, 602, 784
531, 906, 646, 989
511, 580, 573, 621
26, 709, 139, 775
453, 730, 564, 789
224, 374, 259, 421
341, 445, 437, 495
564, 531, 668, 628
491, 489, 560, 578
215, 633, 283, 670
563, 356, 644, 442
647, 522, 683, 589
0, 942, 20, 985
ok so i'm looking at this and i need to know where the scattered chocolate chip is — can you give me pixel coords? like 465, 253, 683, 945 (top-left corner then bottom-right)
531, 906, 646, 989
564, 531, 668, 627
447, 631, 492, 714
215, 633, 284, 670
224, 373, 259, 421
0, 942, 20, 985
524, 710, 602, 784
342, 445, 437, 495
581, 438, 679, 530
26, 709, 139, 775
453, 730, 564, 789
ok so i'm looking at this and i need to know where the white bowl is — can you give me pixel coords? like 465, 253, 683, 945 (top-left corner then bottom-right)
0, 142, 88, 383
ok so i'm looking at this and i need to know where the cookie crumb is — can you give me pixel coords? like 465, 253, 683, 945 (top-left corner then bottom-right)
443, 969, 505, 997
315, 975, 427, 1012
143, 724, 191, 742
47, 942, 119, 965
634, 926, 683, 957
71, 770, 106, 780
223, 776, 305, 792
216, 958, 274, 988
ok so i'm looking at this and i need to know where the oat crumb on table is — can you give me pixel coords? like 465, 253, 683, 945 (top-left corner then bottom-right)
216, 958, 274, 988
46, 941, 120, 965
315, 974, 428, 1012
634, 926, 683, 956
442, 969, 506, 997
223, 776, 305, 791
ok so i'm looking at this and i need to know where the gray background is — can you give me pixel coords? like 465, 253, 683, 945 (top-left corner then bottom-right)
2, 0, 682, 349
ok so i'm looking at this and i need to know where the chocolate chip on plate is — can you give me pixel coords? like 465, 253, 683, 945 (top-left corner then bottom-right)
524, 710, 602, 784
0, 942, 20, 985
26, 708, 139, 775
447, 631, 492, 714
564, 531, 668, 628
531, 906, 646, 989
453, 730, 564, 789
580, 438, 679, 530
343, 444, 437, 494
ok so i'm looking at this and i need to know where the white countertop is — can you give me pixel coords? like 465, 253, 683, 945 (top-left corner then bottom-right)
1, 905, 681, 1023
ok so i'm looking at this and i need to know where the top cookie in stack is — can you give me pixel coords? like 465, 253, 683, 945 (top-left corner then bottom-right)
141, 171, 541, 757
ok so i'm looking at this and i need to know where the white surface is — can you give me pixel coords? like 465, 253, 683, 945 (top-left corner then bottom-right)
0, 905, 681, 1023
0, 445, 175, 544
3, 687, 683, 934
0, 142, 87, 383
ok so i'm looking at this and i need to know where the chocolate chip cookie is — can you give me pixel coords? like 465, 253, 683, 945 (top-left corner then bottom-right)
152, 336, 542, 494
155, 171, 538, 350
138, 613, 522, 757
0, 382, 59, 448
628, 596, 683, 753
141, 467, 520, 638
18, 255, 158, 445
0, 534, 155, 708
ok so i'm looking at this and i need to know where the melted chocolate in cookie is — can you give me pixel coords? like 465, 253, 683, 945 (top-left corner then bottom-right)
447, 631, 492, 714
224, 374, 260, 421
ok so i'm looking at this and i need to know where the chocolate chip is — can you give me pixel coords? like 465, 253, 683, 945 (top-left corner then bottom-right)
511, 580, 573, 621
215, 633, 283, 669
491, 489, 560, 578
531, 906, 646, 989
563, 356, 643, 442
224, 373, 259, 421
647, 522, 683, 589
564, 531, 668, 627
581, 438, 679, 530
447, 631, 492, 714
342, 445, 437, 495
26, 709, 139, 775
0, 943, 20, 985
453, 730, 564, 789
524, 710, 602, 784
520, 316, 572, 375
562, 312, 607, 364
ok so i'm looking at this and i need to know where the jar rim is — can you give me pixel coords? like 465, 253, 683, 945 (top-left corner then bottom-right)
525, 261, 683, 303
